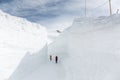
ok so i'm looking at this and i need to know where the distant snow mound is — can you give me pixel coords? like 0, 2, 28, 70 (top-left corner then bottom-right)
0, 10, 47, 52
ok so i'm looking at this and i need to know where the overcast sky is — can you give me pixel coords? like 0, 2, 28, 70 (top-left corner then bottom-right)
0, 0, 119, 29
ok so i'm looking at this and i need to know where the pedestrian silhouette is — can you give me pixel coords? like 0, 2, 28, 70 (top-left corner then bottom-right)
55, 56, 58, 63
49, 55, 52, 61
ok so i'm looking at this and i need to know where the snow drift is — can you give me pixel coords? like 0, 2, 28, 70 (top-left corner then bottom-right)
0, 10, 47, 80
9, 14, 120, 80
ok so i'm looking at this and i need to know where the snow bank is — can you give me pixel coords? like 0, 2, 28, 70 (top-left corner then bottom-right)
8, 46, 48, 80
0, 10, 47, 80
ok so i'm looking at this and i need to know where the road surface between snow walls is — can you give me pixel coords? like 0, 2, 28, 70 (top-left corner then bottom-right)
0, 10, 47, 80
8, 14, 120, 80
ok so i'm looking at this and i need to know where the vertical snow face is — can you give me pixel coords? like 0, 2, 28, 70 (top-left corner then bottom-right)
49, 15, 120, 80
0, 10, 47, 80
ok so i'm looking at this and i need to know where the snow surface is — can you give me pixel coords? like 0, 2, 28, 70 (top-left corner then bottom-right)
8, 14, 120, 80
0, 10, 47, 80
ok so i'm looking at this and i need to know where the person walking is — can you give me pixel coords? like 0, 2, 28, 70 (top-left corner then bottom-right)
55, 56, 58, 63
49, 55, 52, 61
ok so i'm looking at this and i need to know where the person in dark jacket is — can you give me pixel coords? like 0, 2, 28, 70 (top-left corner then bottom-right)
55, 56, 58, 63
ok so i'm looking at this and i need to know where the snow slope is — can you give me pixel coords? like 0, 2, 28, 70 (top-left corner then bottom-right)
9, 14, 120, 80
0, 10, 47, 80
